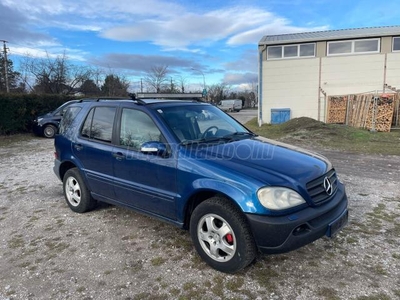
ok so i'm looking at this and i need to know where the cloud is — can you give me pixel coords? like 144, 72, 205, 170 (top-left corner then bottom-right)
2, 0, 330, 53
223, 72, 258, 86
228, 19, 329, 45
100, 13, 234, 48
100, 5, 327, 48
89, 53, 205, 73
9, 46, 89, 62
224, 49, 258, 73
0, 3, 54, 45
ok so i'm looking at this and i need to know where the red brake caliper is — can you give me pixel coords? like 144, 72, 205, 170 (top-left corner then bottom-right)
225, 233, 234, 245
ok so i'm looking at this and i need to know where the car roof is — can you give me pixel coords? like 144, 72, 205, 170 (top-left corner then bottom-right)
63, 93, 213, 114
72, 97, 208, 108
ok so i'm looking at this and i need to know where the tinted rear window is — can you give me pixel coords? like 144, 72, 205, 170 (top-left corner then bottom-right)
80, 107, 116, 143
59, 106, 82, 134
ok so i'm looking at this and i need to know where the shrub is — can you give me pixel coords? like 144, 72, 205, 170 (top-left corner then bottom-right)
0, 93, 75, 135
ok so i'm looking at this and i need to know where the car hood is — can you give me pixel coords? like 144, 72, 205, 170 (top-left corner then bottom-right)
182, 136, 331, 187
37, 112, 52, 119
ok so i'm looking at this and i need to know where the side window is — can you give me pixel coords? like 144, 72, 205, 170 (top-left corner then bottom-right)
59, 106, 82, 134
81, 108, 94, 138
80, 107, 116, 143
119, 109, 162, 151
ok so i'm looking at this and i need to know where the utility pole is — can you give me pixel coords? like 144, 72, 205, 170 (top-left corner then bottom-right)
1, 40, 9, 93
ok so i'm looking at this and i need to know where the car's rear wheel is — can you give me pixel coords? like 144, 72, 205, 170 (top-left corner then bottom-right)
190, 196, 257, 273
43, 124, 57, 138
63, 168, 96, 213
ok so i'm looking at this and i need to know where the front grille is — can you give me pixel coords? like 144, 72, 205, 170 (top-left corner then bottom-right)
306, 169, 338, 205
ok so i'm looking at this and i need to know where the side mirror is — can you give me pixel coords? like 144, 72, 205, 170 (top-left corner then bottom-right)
140, 141, 167, 156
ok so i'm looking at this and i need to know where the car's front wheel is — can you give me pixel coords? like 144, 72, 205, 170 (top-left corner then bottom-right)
63, 168, 96, 213
190, 197, 257, 273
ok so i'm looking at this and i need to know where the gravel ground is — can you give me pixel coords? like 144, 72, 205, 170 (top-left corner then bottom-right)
0, 135, 399, 300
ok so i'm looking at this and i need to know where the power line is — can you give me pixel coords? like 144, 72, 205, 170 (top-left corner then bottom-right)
0, 40, 9, 93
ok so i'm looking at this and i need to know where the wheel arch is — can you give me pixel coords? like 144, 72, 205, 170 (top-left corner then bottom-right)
42, 121, 58, 128
59, 161, 77, 181
182, 189, 247, 230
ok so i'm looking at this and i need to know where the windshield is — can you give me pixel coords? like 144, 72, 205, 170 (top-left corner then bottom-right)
157, 104, 253, 144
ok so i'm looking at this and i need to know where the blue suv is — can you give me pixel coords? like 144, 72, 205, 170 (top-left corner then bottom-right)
53, 97, 348, 273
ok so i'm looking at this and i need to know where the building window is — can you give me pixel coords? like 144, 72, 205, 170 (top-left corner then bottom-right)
267, 43, 315, 60
393, 37, 400, 51
284, 45, 297, 57
300, 44, 315, 56
328, 41, 352, 54
267, 46, 282, 59
328, 38, 380, 56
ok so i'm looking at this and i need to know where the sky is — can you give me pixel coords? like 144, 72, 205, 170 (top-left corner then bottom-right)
1, 0, 400, 92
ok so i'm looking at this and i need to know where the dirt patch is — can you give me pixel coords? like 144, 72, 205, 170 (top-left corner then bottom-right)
278, 117, 328, 133
0, 135, 399, 299
246, 117, 400, 156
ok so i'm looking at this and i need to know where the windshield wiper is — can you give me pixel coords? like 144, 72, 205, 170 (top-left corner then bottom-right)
181, 136, 232, 146
181, 132, 257, 146
223, 132, 257, 139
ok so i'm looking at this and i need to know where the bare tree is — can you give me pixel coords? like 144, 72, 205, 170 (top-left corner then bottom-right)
144, 65, 169, 93
207, 83, 230, 104
176, 75, 188, 93
20, 52, 92, 94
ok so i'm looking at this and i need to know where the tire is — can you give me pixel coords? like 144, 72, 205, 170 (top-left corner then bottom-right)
190, 197, 257, 273
63, 168, 96, 213
43, 124, 57, 138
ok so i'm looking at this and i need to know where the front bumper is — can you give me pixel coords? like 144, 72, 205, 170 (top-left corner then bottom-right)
32, 122, 44, 136
246, 183, 348, 254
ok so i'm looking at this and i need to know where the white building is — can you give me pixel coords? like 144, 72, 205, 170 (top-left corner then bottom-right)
258, 26, 400, 124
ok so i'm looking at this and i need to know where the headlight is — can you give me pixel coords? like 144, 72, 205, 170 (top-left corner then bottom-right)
257, 187, 306, 210
37, 118, 43, 123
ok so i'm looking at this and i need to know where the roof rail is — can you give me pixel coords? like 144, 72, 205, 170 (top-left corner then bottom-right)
96, 97, 129, 102
135, 93, 204, 100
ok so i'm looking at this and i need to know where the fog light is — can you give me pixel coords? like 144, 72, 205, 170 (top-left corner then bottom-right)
293, 224, 310, 236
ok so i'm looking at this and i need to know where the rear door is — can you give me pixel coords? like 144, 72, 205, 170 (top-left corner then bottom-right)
112, 107, 177, 219
72, 105, 117, 200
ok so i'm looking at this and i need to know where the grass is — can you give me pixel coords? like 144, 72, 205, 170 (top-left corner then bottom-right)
245, 117, 400, 155
356, 293, 391, 300
317, 287, 340, 300
8, 235, 25, 249
150, 256, 167, 266
226, 277, 245, 292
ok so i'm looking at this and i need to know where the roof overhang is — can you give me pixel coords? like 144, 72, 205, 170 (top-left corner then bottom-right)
259, 26, 400, 46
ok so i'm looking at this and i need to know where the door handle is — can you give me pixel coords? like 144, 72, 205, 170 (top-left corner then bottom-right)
74, 144, 83, 151
112, 152, 125, 161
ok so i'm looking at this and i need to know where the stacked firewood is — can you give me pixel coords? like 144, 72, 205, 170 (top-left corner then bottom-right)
365, 97, 395, 132
326, 96, 348, 124
326, 93, 398, 132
